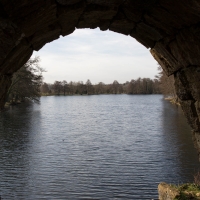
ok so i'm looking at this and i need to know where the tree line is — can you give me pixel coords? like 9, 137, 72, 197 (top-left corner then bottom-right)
5, 57, 177, 106
40, 78, 161, 96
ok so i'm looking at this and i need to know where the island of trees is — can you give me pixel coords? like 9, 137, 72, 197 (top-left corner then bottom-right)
5, 57, 177, 106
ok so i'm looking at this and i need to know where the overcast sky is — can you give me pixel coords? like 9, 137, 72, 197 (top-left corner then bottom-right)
32, 28, 158, 84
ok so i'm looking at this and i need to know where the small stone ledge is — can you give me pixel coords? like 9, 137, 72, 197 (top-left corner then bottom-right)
158, 182, 200, 200
158, 182, 179, 200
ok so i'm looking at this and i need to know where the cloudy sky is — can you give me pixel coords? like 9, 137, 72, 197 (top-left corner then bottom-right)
32, 28, 158, 84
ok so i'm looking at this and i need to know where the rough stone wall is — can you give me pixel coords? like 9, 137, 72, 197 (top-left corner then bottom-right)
0, 0, 200, 155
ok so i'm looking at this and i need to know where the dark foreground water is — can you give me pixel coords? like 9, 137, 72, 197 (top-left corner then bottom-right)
0, 95, 199, 199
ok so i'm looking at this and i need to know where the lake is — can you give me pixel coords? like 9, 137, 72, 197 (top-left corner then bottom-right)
0, 95, 199, 199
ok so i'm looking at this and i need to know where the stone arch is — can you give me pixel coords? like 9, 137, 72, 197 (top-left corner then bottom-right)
1, 0, 200, 156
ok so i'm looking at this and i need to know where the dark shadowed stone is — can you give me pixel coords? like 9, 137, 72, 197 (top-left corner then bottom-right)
0, 20, 24, 66
195, 101, 200, 123
179, 100, 200, 132
0, 39, 33, 74
193, 131, 200, 159
77, 4, 118, 29
56, 0, 82, 6
1, 1, 58, 37
130, 28, 155, 48
152, 42, 180, 75
174, 70, 193, 101
182, 67, 200, 101
109, 11, 135, 35
174, 66, 200, 102
159, 0, 200, 26
136, 22, 163, 41
58, 1, 86, 36
150, 49, 175, 74
86, 0, 124, 7
122, 2, 143, 23
125, 0, 157, 10
144, 9, 177, 36
30, 24, 61, 51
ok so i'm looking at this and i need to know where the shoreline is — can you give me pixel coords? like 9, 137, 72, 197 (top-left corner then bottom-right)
164, 96, 180, 106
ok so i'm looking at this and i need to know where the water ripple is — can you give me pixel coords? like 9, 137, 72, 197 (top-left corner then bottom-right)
0, 95, 199, 199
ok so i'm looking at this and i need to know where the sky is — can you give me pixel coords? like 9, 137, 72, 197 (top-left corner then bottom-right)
32, 28, 158, 84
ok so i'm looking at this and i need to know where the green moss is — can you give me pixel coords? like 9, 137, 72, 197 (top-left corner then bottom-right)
180, 184, 200, 191
173, 183, 200, 200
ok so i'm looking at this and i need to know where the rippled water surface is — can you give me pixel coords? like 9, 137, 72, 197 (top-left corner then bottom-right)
0, 95, 199, 199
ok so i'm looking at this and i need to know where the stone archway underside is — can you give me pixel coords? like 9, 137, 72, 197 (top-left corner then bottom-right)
1, 0, 200, 156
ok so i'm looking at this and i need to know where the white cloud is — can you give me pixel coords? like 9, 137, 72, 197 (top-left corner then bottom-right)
33, 28, 158, 84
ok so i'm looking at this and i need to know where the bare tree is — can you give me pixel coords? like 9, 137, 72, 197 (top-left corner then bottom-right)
40, 82, 49, 94
62, 80, 68, 95
156, 66, 176, 97
86, 79, 94, 95
53, 81, 62, 95
95, 82, 105, 94
7, 56, 44, 103
112, 80, 119, 94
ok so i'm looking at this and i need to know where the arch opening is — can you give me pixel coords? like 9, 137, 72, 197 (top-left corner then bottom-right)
32, 28, 158, 84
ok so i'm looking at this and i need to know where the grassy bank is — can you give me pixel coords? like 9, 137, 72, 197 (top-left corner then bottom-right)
165, 96, 180, 106
173, 183, 200, 200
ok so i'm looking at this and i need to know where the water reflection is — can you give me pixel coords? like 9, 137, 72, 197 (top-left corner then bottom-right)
0, 102, 43, 199
161, 99, 199, 183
